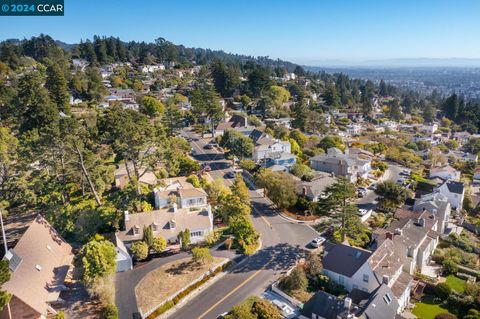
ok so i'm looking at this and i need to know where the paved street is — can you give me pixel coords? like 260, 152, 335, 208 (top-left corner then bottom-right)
116, 128, 318, 319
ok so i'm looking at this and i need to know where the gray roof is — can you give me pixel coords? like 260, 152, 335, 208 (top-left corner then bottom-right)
323, 244, 372, 277
445, 180, 464, 194
361, 284, 399, 319
301, 290, 353, 319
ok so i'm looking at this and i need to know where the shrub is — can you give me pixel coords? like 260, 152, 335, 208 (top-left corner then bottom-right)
239, 159, 256, 172
435, 282, 452, 300
85, 275, 115, 305
103, 303, 119, 319
55, 311, 65, 319
178, 229, 190, 250
131, 241, 149, 261
186, 175, 201, 188
443, 259, 458, 275
279, 266, 308, 292
191, 247, 213, 264
434, 313, 458, 319
151, 236, 167, 253
252, 298, 281, 319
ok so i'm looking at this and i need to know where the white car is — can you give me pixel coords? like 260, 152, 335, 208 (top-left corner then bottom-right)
310, 236, 326, 247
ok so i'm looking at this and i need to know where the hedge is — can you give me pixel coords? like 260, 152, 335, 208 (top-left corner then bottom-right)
145, 261, 232, 319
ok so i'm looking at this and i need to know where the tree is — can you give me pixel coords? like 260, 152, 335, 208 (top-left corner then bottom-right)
143, 225, 154, 248
279, 266, 308, 292
464, 309, 480, 319
178, 229, 191, 250
318, 136, 343, 152
81, 236, 117, 282
256, 170, 298, 210
374, 181, 406, 211
316, 177, 358, 241
306, 253, 322, 278
388, 99, 403, 121
0, 260, 11, 310
190, 86, 223, 136
323, 82, 340, 108
141, 96, 165, 117
205, 178, 231, 206
45, 63, 70, 114
220, 130, 253, 159
443, 93, 460, 120
218, 194, 251, 223
268, 85, 290, 108
239, 159, 256, 172
231, 174, 250, 206
191, 247, 213, 264
252, 299, 281, 319
130, 241, 149, 261
291, 163, 314, 181
103, 304, 119, 319
151, 236, 167, 253
423, 103, 436, 123
435, 282, 452, 300
229, 215, 259, 253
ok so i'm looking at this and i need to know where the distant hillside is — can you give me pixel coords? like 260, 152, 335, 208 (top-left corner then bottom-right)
1, 35, 299, 71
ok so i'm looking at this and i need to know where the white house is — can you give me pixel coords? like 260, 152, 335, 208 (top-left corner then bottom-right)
154, 177, 207, 209
436, 180, 465, 211
252, 136, 291, 163
429, 165, 461, 181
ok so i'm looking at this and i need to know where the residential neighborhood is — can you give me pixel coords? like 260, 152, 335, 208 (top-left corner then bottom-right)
1, 3, 480, 319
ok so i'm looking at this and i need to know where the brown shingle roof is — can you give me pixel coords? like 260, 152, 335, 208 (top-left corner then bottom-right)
2, 215, 73, 317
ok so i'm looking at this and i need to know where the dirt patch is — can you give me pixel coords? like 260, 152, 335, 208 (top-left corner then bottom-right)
282, 209, 319, 221
135, 257, 226, 314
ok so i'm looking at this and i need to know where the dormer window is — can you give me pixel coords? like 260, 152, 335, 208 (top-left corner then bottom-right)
152, 223, 158, 231
133, 226, 140, 235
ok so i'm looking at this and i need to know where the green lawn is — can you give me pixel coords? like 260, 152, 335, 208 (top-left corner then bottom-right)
445, 274, 466, 293
412, 296, 455, 319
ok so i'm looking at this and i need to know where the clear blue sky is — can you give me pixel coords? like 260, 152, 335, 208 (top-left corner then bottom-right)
1, 0, 479, 65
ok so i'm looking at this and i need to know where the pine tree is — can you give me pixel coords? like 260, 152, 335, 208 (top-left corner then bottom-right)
46, 64, 70, 114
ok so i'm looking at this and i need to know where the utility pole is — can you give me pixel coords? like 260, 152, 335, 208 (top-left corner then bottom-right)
0, 210, 12, 319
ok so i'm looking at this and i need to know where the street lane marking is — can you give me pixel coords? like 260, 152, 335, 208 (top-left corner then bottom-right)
251, 205, 272, 228
197, 257, 274, 319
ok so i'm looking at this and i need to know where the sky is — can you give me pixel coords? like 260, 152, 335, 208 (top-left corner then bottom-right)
1, 0, 480, 66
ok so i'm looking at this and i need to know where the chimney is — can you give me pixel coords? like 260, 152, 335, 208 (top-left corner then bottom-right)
386, 232, 394, 240
394, 228, 403, 236
417, 218, 425, 227
173, 203, 177, 213
124, 210, 130, 222
382, 275, 389, 284
344, 297, 352, 310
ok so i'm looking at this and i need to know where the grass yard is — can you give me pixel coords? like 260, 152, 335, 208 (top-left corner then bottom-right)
445, 274, 466, 293
412, 295, 456, 319
135, 257, 226, 314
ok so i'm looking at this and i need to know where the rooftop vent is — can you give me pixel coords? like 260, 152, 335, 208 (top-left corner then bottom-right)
35, 264, 42, 271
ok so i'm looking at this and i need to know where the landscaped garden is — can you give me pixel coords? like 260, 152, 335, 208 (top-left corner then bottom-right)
135, 256, 226, 315
412, 295, 456, 319
445, 274, 466, 293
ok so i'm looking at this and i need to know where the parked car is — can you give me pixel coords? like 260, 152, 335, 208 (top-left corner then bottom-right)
310, 236, 326, 247
224, 171, 236, 178
216, 312, 228, 319
358, 187, 367, 197
204, 165, 212, 172
204, 144, 214, 149
191, 148, 197, 155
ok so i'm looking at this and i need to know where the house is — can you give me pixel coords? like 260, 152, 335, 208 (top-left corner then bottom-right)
215, 114, 254, 137
429, 165, 461, 182
346, 123, 362, 136
413, 192, 451, 233
420, 123, 438, 135
301, 284, 400, 319
264, 118, 292, 129
1, 215, 73, 319
264, 152, 296, 170
452, 131, 471, 146
117, 205, 213, 247
114, 163, 157, 189
473, 168, 480, 183
296, 172, 336, 202
153, 177, 207, 209
373, 210, 440, 276
435, 180, 465, 211
252, 135, 291, 163
138, 64, 165, 73
310, 148, 371, 183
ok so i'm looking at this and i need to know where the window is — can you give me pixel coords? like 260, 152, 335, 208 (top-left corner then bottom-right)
190, 231, 203, 237
133, 226, 139, 235
152, 223, 158, 231
363, 274, 369, 283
